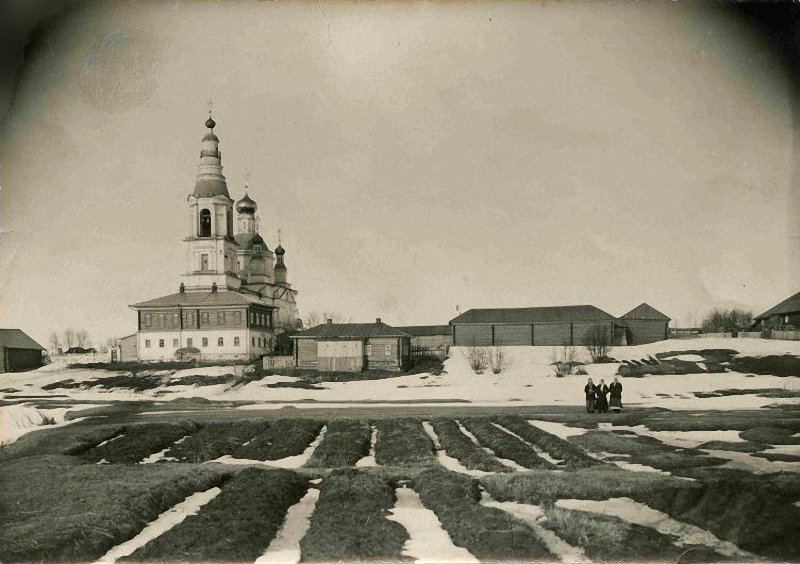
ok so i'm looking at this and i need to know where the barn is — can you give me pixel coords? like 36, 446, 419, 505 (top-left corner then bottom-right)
396, 325, 453, 349
291, 318, 412, 372
619, 303, 671, 344
753, 290, 800, 330
450, 305, 627, 346
0, 329, 45, 373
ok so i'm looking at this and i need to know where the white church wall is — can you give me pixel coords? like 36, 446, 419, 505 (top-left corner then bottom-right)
138, 329, 256, 361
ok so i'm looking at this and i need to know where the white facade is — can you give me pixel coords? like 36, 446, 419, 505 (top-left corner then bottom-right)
137, 328, 274, 361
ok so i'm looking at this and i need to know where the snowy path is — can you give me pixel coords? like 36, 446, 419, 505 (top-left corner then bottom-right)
387, 486, 478, 563
455, 420, 525, 471
422, 421, 493, 478
210, 425, 327, 469
255, 487, 320, 564
95, 487, 222, 563
479, 492, 590, 564
555, 497, 752, 559
355, 425, 378, 468
490, 422, 563, 466
96, 434, 125, 448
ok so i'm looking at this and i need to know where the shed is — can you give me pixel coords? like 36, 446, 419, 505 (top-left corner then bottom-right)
0, 329, 45, 373
396, 325, 453, 349
449, 305, 624, 347
619, 303, 671, 344
119, 334, 138, 362
754, 290, 800, 330
290, 318, 412, 372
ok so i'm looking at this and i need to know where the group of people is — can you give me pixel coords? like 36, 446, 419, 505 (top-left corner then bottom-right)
584, 377, 622, 413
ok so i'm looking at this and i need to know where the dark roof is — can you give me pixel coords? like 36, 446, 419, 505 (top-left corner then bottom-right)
755, 290, 800, 320
291, 322, 411, 339
131, 291, 272, 309
193, 178, 230, 199
0, 329, 45, 350
450, 305, 616, 324
396, 325, 452, 337
620, 303, 671, 321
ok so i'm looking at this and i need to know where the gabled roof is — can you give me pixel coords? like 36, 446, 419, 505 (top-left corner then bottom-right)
620, 303, 671, 321
131, 291, 272, 309
450, 305, 616, 325
0, 329, 45, 350
291, 322, 411, 339
396, 325, 452, 337
755, 290, 800, 320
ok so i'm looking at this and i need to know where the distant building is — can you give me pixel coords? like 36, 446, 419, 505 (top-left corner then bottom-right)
291, 319, 412, 372
449, 303, 670, 346
753, 290, 800, 330
0, 329, 45, 373
396, 325, 453, 349
129, 114, 300, 362
119, 334, 138, 362
619, 303, 671, 344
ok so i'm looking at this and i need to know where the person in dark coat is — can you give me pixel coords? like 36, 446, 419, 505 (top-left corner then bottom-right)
595, 379, 609, 413
584, 378, 597, 413
609, 377, 623, 412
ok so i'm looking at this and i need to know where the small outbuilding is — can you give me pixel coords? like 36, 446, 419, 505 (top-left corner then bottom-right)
753, 290, 800, 330
291, 318, 412, 372
0, 329, 45, 373
119, 334, 138, 362
619, 303, 671, 345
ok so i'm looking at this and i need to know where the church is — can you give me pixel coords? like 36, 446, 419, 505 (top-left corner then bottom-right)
130, 114, 300, 361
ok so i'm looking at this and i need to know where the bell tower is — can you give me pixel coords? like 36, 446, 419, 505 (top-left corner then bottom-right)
183, 112, 241, 291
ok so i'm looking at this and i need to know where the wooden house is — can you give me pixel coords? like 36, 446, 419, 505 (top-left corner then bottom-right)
291, 318, 412, 372
753, 290, 800, 330
0, 329, 45, 373
619, 303, 671, 344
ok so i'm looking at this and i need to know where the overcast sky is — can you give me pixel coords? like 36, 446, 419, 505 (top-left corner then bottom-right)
1, 0, 799, 346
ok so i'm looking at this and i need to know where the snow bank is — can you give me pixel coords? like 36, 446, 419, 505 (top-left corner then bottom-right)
608, 337, 800, 362
0, 403, 106, 445
387, 487, 478, 563
596, 423, 745, 449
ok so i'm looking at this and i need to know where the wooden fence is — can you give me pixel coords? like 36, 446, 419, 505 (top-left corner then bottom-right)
263, 355, 295, 370
411, 346, 449, 362
771, 330, 800, 341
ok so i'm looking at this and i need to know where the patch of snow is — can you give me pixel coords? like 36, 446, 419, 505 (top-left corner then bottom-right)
0, 403, 107, 445
211, 425, 327, 469
555, 497, 752, 559
309, 478, 322, 485
597, 424, 745, 449
96, 459, 110, 465
96, 433, 125, 448
455, 420, 524, 471
662, 354, 706, 363
702, 449, 799, 474
762, 444, 800, 457
355, 425, 378, 468
255, 488, 320, 564
96, 487, 222, 563
490, 422, 563, 466
528, 420, 589, 440
139, 435, 190, 464
422, 421, 493, 478
479, 491, 590, 564
697, 362, 708, 371
387, 487, 479, 563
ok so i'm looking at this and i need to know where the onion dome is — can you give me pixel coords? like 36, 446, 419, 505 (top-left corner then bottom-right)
275, 244, 285, 256
205, 116, 216, 129
235, 193, 257, 215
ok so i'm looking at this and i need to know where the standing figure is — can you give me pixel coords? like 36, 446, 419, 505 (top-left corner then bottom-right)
609, 377, 623, 412
584, 378, 597, 413
595, 379, 609, 413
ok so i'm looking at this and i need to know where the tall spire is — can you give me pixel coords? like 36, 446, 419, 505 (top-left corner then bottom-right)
193, 108, 229, 198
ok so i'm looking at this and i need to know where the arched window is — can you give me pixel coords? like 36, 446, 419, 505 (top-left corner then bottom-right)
234, 336, 240, 346
199, 209, 211, 237
218, 337, 224, 347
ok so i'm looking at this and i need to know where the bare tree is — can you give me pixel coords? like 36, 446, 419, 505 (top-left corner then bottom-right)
48, 332, 62, 354
76, 329, 91, 348
701, 307, 754, 333
63, 328, 76, 348
585, 325, 612, 363
550, 345, 577, 377
303, 310, 349, 328
462, 345, 489, 374
490, 347, 506, 374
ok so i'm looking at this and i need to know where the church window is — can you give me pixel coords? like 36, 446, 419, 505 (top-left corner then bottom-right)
202, 337, 208, 347
143, 314, 151, 328
199, 209, 211, 237
187, 337, 193, 347
172, 313, 179, 327
384, 345, 391, 356
200, 254, 209, 271
201, 312, 209, 324
172, 338, 179, 347
252, 337, 256, 346
159, 339, 165, 348
365, 345, 372, 355
249, 312, 254, 324
219, 312, 226, 325
234, 312, 241, 324
218, 337, 224, 346
254, 245, 262, 252
145, 339, 151, 348
234, 337, 240, 346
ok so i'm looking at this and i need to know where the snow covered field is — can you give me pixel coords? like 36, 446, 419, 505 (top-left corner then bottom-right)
1, 339, 799, 417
